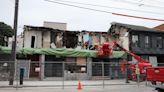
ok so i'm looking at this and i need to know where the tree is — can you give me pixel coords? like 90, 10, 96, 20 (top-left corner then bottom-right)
0, 22, 14, 46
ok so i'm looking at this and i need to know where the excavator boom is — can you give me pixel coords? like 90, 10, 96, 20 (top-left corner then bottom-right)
115, 43, 149, 63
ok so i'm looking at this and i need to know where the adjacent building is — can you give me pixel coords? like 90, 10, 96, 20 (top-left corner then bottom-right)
108, 22, 164, 66
153, 24, 164, 31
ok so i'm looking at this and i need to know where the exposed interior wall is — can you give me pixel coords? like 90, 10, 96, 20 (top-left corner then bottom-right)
81, 32, 110, 50
119, 36, 129, 50
119, 27, 129, 50
42, 31, 50, 48
50, 32, 57, 48
63, 32, 78, 48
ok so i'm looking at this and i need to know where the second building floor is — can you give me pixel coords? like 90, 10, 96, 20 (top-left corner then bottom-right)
23, 25, 111, 50
108, 22, 164, 54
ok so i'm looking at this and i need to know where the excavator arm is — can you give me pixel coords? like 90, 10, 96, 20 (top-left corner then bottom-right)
115, 43, 149, 63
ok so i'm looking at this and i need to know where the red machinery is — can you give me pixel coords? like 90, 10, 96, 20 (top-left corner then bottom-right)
96, 42, 152, 81
146, 67, 164, 84
116, 43, 152, 81
96, 42, 114, 56
146, 67, 164, 92
116, 44, 164, 83
96, 42, 164, 86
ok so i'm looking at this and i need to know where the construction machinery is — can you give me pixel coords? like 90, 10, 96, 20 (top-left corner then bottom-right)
96, 42, 152, 81
96, 42, 164, 86
146, 67, 164, 92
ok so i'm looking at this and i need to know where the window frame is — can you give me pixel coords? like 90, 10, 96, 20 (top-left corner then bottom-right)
156, 36, 163, 49
144, 35, 150, 48
132, 34, 139, 47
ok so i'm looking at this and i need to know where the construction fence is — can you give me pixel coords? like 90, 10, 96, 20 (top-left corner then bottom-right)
0, 61, 163, 88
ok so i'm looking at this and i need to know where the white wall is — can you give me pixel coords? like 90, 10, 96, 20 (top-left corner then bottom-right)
24, 30, 42, 48
17, 35, 23, 49
8, 37, 12, 48
44, 21, 67, 30
8, 35, 24, 49
120, 36, 129, 50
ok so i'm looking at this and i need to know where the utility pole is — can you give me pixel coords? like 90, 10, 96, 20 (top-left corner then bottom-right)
9, 0, 19, 85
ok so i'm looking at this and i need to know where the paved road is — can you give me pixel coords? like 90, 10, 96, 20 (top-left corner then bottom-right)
0, 85, 156, 92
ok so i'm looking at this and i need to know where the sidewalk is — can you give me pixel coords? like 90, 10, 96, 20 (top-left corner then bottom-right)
0, 84, 155, 92
0, 79, 145, 88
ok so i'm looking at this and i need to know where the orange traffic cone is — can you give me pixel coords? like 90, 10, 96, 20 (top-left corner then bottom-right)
77, 81, 82, 90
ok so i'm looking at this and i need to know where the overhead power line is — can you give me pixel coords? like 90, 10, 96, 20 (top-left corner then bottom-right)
112, 13, 164, 21
45, 0, 113, 13
110, 0, 164, 9
45, 0, 164, 22
50, 0, 164, 15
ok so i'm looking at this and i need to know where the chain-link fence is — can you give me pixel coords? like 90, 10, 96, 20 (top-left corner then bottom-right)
0, 61, 12, 81
0, 60, 163, 88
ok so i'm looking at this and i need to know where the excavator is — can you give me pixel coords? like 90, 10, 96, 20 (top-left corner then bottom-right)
96, 41, 164, 92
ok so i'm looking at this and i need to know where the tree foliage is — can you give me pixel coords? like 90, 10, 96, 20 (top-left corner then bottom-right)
0, 22, 14, 46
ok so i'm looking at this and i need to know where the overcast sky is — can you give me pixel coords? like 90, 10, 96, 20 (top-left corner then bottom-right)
0, 0, 164, 35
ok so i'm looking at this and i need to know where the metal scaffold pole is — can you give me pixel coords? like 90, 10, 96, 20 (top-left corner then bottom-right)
102, 62, 105, 88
